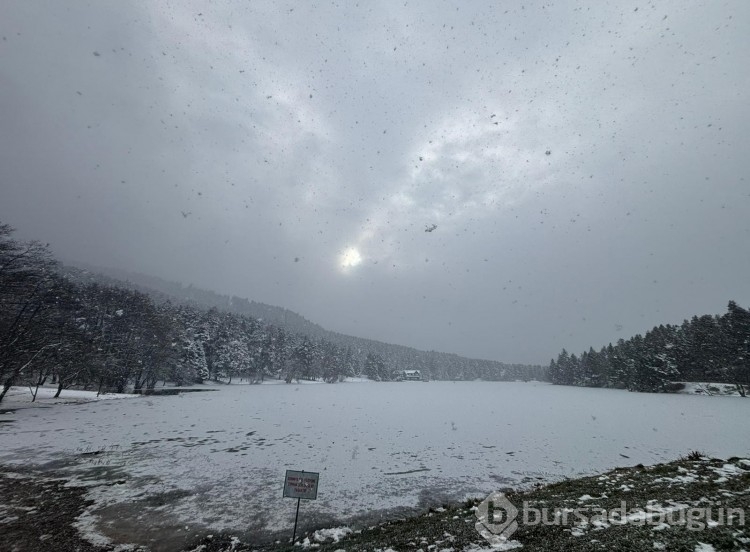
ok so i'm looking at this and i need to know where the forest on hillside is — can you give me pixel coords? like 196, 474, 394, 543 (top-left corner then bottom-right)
549, 302, 750, 395
0, 223, 544, 403
60, 264, 542, 384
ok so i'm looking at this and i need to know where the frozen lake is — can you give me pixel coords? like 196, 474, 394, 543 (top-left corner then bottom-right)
1, 381, 748, 548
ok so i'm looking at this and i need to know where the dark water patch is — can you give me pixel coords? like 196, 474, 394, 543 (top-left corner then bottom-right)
384, 467, 431, 475
132, 388, 216, 396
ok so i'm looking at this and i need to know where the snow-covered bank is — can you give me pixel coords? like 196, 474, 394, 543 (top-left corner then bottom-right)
1, 385, 138, 408
675, 382, 746, 397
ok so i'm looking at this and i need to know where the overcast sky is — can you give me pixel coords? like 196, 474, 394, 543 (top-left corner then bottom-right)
1, 1, 748, 365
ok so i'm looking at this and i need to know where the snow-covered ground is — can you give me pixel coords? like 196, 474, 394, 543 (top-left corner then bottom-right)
1, 385, 139, 406
1, 381, 748, 548
676, 382, 745, 397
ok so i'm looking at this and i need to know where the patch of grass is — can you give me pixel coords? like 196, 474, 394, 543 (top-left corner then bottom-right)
681, 450, 708, 461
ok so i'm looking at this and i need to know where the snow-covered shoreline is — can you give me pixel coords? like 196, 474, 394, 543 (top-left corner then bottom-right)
1, 385, 139, 408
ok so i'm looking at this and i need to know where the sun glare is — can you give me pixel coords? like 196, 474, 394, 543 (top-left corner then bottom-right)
340, 247, 363, 270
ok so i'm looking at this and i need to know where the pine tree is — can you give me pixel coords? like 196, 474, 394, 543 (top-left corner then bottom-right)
342, 346, 357, 379
288, 336, 314, 383
607, 341, 630, 389
723, 301, 750, 395
364, 352, 387, 381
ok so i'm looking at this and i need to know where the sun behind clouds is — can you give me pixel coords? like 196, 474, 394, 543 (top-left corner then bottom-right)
339, 247, 363, 271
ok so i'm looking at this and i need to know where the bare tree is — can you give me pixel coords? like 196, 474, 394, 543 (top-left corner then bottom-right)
0, 224, 59, 402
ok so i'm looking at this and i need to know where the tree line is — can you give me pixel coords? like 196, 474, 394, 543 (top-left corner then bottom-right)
0, 222, 543, 402
548, 302, 750, 394
63, 264, 544, 385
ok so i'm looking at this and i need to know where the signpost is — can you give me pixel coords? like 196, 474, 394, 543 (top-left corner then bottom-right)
283, 469, 319, 544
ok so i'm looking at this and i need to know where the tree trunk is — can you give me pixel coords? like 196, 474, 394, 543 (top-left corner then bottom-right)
133, 375, 145, 391
31, 372, 47, 402
0, 377, 14, 403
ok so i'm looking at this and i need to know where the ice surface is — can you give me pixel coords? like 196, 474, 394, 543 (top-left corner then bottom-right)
1, 381, 748, 545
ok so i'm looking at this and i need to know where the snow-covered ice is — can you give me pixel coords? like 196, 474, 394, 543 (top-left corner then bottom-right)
1, 381, 748, 545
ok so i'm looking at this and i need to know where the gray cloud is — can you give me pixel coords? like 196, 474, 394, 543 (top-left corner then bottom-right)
1, 0, 748, 364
